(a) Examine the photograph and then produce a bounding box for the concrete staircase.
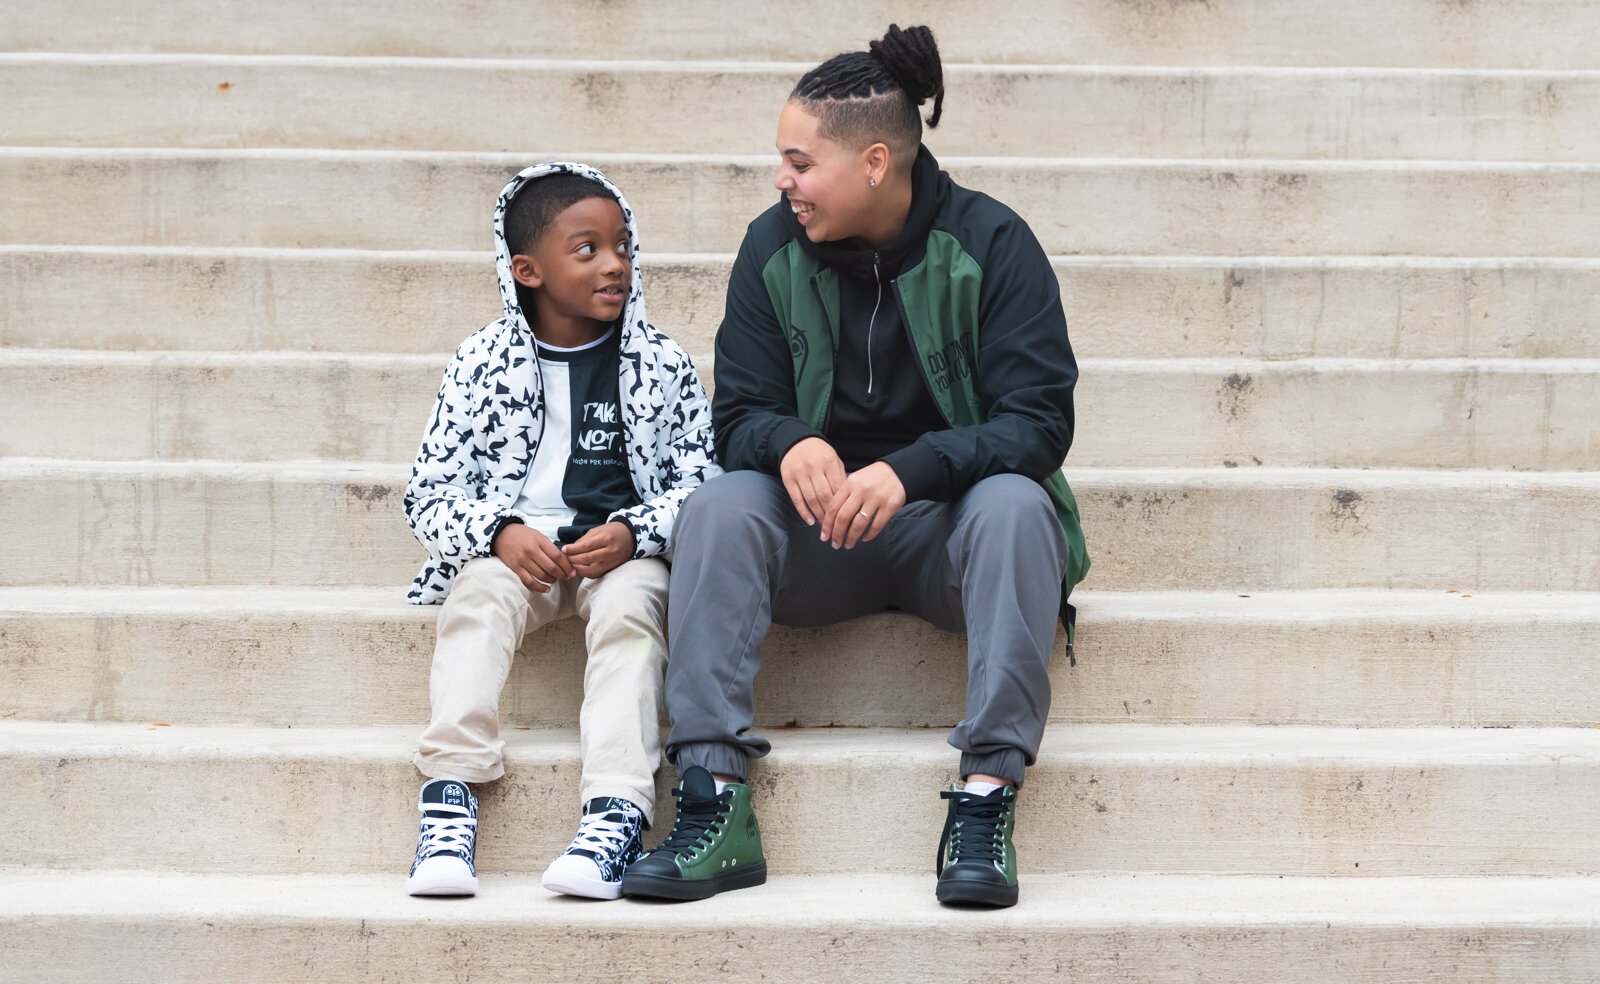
[3,2,1598,980]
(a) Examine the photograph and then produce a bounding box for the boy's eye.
[575,243,595,255]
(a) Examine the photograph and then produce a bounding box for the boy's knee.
[444,555,525,608]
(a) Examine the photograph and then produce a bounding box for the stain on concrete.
[344,483,393,503]
[1216,372,1256,420]
[1222,269,1246,306]
[1328,489,1368,532]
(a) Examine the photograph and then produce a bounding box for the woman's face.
[774,100,876,243]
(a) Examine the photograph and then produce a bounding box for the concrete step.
[3,460,1596,592]
[8,350,1597,469]
[7,248,1600,360]
[6,871,1599,984]
[6,0,1597,69]
[4,587,1595,729]
[8,721,1599,877]
[5,55,1595,162]
[5,150,1598,256]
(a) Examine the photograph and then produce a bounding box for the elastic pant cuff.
[671,741,749,782]
[960,748,1027,788]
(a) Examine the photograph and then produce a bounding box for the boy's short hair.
[504,173,616,257]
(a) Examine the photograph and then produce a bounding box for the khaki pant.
[414,555,669,814]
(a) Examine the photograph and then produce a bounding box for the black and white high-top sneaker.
[406,778,479,897]
[540,797,644,900]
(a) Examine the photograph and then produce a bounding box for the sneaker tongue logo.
[444,784,465,806]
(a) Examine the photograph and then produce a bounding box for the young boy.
[402,162,720,899]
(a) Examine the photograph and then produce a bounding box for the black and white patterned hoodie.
[404,162,721,604]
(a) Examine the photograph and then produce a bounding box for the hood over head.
[491,161,648,340]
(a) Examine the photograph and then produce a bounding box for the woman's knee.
[959,474,1055,528]
[678,470,790,538]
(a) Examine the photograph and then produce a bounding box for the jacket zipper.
[867,251,883,398]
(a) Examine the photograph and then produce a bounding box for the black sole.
[936,878,1019,908]
[621,862,768,901]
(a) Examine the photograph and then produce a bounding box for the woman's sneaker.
[406,778,479,897]
[935,782,1020,908]
[620,766,766,901]
[540,797,645,900]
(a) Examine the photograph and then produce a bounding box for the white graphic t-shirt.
[512,327,639,544]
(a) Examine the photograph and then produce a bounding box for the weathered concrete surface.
[5,150,1598,256]
[4,462,1596,592]
[7,351,1596,468]
[5,56,1596,161]
[8,722,1600,877]
[9,248,1600,360]
[3,589,1597,729]
[5,0,1599,67]
[5,871,1600,983]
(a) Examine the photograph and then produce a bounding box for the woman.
[620,24,1088,909]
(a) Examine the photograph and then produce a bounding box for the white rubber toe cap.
[541,853,621,900]
[407,855,478,897]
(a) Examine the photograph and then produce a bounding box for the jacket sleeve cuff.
[881,443,949,503]
[764,418,827,473]
[483,512,523,556]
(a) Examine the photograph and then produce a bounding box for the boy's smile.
[510,195,631,347]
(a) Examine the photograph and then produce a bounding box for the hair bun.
[868,24,944,128]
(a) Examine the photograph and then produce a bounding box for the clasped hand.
[779,437,906,549]
[492,520,635,590]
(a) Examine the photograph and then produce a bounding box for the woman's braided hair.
[790,24,944,161]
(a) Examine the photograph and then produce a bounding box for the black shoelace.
[936,789,1007,872]
[656,786,733,858]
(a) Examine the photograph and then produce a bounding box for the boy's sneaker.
[935,783,1020,908]
[620,766,766,901]
[540,797,645,900]
[406,778,479,897]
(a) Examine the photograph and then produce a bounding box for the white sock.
[714,780,730,794]
[963,780,1004,797]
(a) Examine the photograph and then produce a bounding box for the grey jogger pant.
[664,470,1069,786]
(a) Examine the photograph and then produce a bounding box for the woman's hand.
[821,462,906,549]
[779,437,846,526]
[562,521,636,579]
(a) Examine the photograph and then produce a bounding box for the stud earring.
[869,177,877,187]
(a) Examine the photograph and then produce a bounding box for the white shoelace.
[568,811,635,856]
[417,802,477,857]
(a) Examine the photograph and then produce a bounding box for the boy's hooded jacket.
[404,162,721,604]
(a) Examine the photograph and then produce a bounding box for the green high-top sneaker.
[935,783,1020,908]
[620,766,766,901]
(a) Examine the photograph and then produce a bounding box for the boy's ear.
[510,254,542,289]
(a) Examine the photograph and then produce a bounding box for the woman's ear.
[865,142,891,187]
[510,254,542,289]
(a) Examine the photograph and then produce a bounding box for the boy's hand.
[493,523,575,592]
[779,437,845,527]
[821,461,906,549]
[563,521,635,579]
